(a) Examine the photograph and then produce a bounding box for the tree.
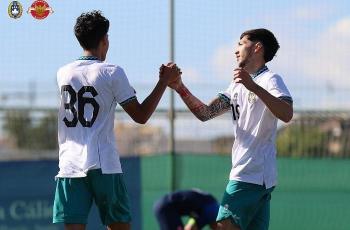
[3,110,57,150]
[277,124,329,157]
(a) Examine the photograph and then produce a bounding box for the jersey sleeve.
[218,82,234,104]
[110,66,137,105]
[267,74,293,103]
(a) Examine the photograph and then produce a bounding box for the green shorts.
[53,169,131,226]
[216,180,274,230]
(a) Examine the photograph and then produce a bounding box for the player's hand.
[159,62,182,85]
[168,76,183,91]
[233,67,257,92]
[184,222,198,230]
[167,63,183,91]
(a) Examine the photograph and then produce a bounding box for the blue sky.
[1,0,350,110]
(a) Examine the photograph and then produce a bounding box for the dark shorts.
[217,180,274,230]
[53,169,131,226]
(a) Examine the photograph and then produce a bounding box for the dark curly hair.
[74,10,109,50]
[240,28,280,63]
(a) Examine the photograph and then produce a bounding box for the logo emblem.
[27,0,53,20]
[8,1,23,19]
[248,91,257,104]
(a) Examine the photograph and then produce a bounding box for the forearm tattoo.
[178,87,230,121]
[194,97,231,121]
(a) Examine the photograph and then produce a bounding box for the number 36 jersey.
[56,59,136,178]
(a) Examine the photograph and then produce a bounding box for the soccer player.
[153,189,219,230]
[168,28,293,230]
[52,11,180,230]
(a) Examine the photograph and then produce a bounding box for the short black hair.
[240,28,280,63]
[74,10,109,50]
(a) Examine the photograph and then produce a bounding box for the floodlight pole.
[169,0,176,192]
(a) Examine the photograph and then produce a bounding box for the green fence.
[141,155,350,230]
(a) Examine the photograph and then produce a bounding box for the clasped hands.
[159,62,183,91]
[159,62,258,92]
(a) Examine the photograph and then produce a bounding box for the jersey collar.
[250,65,268,79]
[77,56,99,61]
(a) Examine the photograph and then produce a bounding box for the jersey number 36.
[61,85,100,128]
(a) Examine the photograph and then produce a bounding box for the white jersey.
[56,58,136,178]
[220,66,292,189]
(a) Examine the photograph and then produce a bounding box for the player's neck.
[245,60,266,74]
[83,50,102,61]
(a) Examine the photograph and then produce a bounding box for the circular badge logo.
[248,91,257,104]
[27,0,53,20]
[8,1,23,19]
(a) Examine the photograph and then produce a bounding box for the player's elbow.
[286,112,293,122]
[280,110,293,123]
[278,102,293,123]
[133,116,148,124]
[128,113,148,124]
[281,115,292,123]
[196,114,209,122]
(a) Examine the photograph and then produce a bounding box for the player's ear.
[102,34,108,45]
[254,42,263,53]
